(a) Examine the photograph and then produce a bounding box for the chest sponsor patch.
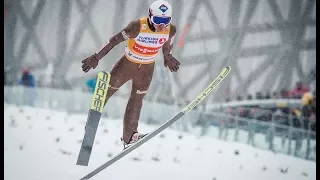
[137,36,159,44]
[132,43,161,55]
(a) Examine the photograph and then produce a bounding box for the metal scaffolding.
[4,0,316,101]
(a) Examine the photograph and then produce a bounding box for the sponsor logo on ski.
[91,72,108,112]
[184,69,229,113]
[186,77,222,110]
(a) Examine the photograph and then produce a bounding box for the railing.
[4,86,316,161]
[206,98,301,110]
[183,112,316,161]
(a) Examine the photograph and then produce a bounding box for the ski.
[79,66,231,179]
[76,71,111,166]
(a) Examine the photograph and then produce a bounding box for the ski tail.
[79,66,231,179]
[76,71,111,166]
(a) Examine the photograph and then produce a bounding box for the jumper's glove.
[164,56,180,72]
[81,54,99,73]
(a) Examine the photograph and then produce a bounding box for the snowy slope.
[4,104,316,180]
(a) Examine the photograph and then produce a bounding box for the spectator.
[19,67,36,106]
[290,108,303,155]
[302,92,313,106]
[236,95,243,101]
[86,76,97,93]
[19,67,35,87]
[256,92,263,99]
[301,92,316,131]
[280,88,290,98]
[309,69,316,81]
[265,92,271,99]
[271,92,278,99]
[290,82,309,99]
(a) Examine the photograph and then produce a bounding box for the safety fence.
[4,86,316,161]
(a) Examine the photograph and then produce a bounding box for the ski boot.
[121,132,148,149]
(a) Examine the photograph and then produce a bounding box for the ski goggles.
[151,16,171,25]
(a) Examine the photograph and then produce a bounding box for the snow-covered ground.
[4,104,316,180]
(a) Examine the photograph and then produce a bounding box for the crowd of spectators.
[224,81,316,133]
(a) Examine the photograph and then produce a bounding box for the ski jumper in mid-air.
[81,0,180,149]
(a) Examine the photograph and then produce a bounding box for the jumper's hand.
[81,55,99,73]
[164,56,180,72]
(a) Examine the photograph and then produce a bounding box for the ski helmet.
[148,0,172,25]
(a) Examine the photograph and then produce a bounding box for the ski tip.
[224,66,232,71]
